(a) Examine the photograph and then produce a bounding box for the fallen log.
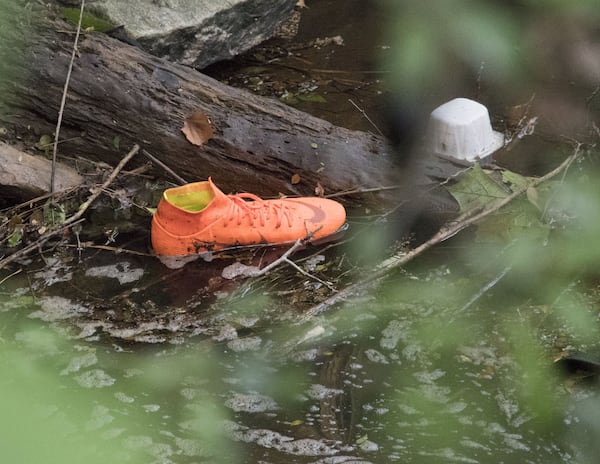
[0,142,82,201]
[0,8,460,204]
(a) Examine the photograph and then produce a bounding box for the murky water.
[2,0,600,463]
[1,237,594,463]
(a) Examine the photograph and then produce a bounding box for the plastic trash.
[427,98,504,161]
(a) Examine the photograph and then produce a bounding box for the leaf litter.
[182,111,214,146]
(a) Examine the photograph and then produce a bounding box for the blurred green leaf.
[43,201,66,226]
[7,227,22,247]
[62,7,115,33]
[297,92,327,103]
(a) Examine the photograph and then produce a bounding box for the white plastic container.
[427,98,504,161]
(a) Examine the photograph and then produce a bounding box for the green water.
[1,239,595,463]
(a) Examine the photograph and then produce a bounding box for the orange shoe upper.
[151,178,346,256]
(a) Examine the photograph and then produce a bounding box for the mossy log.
[0,12,460,204]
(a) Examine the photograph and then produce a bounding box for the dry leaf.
[182,111,214,146]
[291,173,301,184]
[314,182,325,196]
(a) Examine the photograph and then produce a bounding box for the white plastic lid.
[427,98,504,161]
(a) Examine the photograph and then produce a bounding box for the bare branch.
[0,144,139,270]
[51,0,85,193]
[298,146,583,323]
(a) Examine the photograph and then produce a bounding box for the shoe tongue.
[208,177,237,206]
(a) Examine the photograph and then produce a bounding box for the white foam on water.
[85,262,144,284]
[225,392,279,413]
[30,296,88,321]
[74,368,116,388]
[306,384,344,400]
[60,352,98,375]
[227,336,262,352]
[364,348,389,364]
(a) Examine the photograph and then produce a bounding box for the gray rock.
[89,0,297,68]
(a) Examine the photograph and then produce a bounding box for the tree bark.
[1,12,460,204]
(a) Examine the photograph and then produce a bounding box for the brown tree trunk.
[0,12,458,204]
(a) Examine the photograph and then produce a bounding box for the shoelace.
[225,193,294,228]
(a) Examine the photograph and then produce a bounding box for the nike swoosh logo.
[291,200,326,223]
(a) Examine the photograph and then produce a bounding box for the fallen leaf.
[7,226,23,247]
[35,134,53,158]
[182,111,214,146]
[291,174,301,184]
[43,201,66,226]
[355,434,369,445]
[314,182,325,196]
[448,163,508,212]
[449,164,549,243]
[297,93,326,103]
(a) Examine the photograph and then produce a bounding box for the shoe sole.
[213,222,349,253]
[154,223,349,260]
[309,222,349,246]
[155,223,349,268]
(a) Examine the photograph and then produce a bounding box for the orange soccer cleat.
[151,178,347,256]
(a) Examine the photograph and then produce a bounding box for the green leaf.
[62,7,115,33]
[476,197,549,243]
[7,227,22,247]
[280,92,299,105]
[501,169,533,190]
[355,434,369,445]
[296,92,327,103]
[448,163,509,213]
[281,92,327,105]
[449,164,551,243]
[43,201,66,226]
[34,134,53,158]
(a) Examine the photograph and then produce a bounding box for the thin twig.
[324,163,473,199]
[457,264,512,313]
[142,149,188,185]
[251,239,306,276]
[298,147,582,323]
[348,98,384,136]
[283,257,336,291]
[324,184,402,199]
[0,145,139,270]
[0,268,22,286]
[51,0,85,193]
[586,84,600,106]
[0,218,86,270]
[64,144,140,226]
[64,243,153,257]
[251,239,336,290]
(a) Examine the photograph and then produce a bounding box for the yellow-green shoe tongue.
[166,189,214,212]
